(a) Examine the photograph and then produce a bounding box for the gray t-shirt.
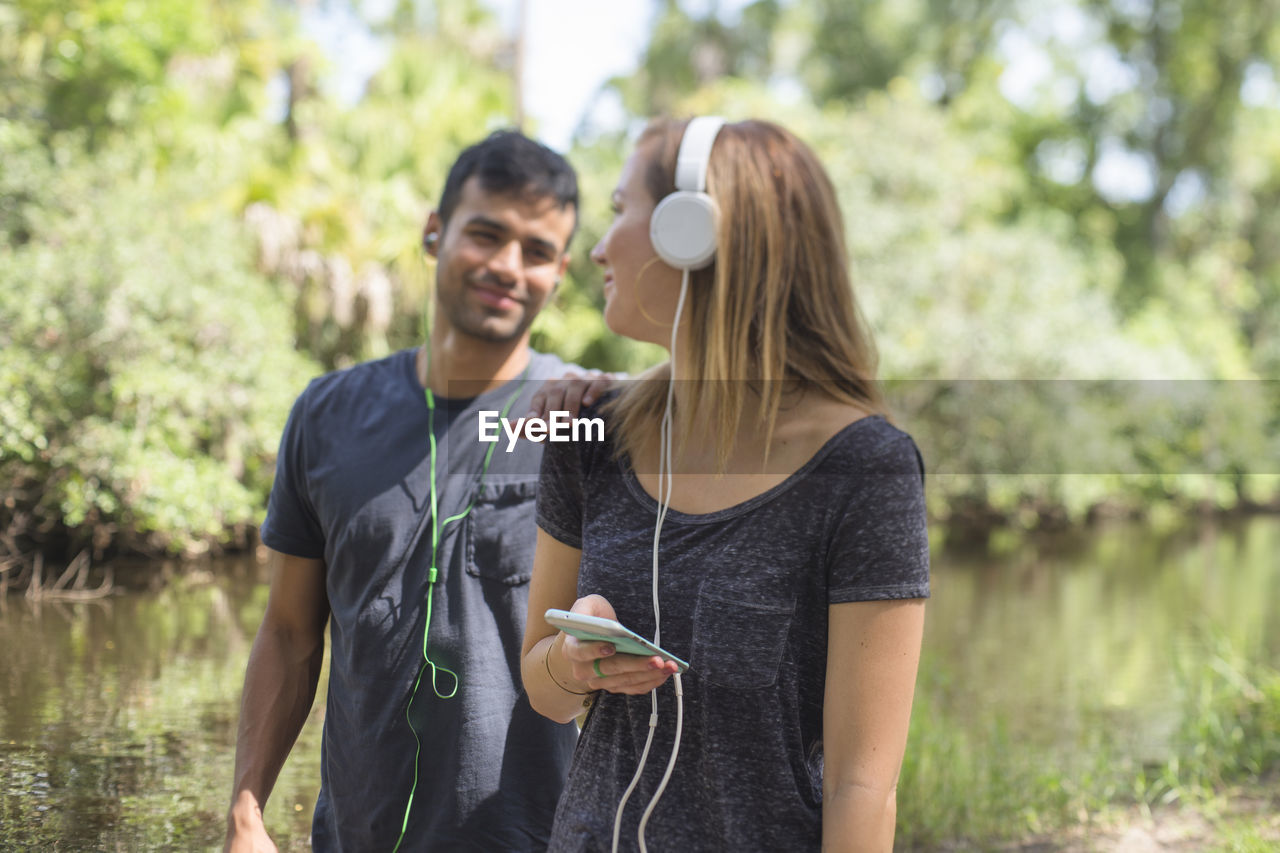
[262,347,578,852]
[536,412,929,852]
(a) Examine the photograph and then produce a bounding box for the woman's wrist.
[543,633,594,697]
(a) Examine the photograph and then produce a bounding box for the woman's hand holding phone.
[557,594,680,696]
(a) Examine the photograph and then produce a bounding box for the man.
[225,131,590,852]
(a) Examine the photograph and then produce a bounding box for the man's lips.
[470,281,521,309]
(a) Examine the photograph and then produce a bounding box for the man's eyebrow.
[464,214,508,233]
[526,235,561,255]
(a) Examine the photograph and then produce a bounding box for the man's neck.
[417,324,532,399]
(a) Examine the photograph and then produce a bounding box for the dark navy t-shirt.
[536,412,930,852]
[261,347,579,852]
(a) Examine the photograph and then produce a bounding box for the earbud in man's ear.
[423,232,439,252]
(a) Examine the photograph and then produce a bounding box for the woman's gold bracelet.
[544,638,594,696]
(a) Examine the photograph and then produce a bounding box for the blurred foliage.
[2,0,1280,562]
[0,0,290,148]
[603,0,783,117]
[1011,0,1280,312]
[0,121,316,559]
[238,0,520,370]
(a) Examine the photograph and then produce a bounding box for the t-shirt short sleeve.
[826,434,930,603]
[536,431,587,549]
[260,389,326,559]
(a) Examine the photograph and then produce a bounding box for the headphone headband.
[674,116,725,193]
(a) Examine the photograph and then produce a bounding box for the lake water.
[2,517,1278,850]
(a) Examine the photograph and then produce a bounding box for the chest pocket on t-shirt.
[691,582,795,690]
[464,479,538,586]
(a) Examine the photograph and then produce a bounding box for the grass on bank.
[895,641,1280,848]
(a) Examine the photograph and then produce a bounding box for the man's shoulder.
[526,349,584,381]
[298,348,418,411]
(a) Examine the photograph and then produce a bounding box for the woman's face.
[591,141,684,347]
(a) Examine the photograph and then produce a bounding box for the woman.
[520,117,929,852]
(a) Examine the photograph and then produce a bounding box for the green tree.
[234,0,538,369]
[0,0,288,148]
[604,0,781,118]
[999,0,1280,314]
[795,0,1014,105]
[0,122,317,564]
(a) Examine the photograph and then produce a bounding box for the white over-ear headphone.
[649,116,726,270]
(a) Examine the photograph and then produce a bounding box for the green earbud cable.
[392,349,530,852]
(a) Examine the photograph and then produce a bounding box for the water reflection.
[927,517,1280,760]
[0,557,322,851]
[1,519,1277,848]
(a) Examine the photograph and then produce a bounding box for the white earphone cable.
[638,268,690,851]
[609,269,690,853]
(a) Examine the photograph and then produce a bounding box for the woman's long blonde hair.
[607,118,885,470]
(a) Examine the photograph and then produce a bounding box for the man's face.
[425,177,575,344]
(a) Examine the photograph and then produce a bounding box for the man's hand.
[527,371,619,419]
[224,791,278,853]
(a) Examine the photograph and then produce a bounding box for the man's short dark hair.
[438,130,579,247]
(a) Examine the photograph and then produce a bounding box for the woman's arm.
[821,598,926,852]
[522,530,598,723]
[521,529,679,724]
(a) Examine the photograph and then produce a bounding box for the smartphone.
[543,609,690,673]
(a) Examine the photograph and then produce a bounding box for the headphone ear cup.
[650,191,719,270]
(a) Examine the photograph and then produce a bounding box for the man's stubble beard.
[437,276,537,345]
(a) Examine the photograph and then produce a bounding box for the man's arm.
[822,599,925,853]
[224,549,329,853]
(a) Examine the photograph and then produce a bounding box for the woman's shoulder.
[797,404,923,480]
[540,393,620,476]
[837,419,923,480]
